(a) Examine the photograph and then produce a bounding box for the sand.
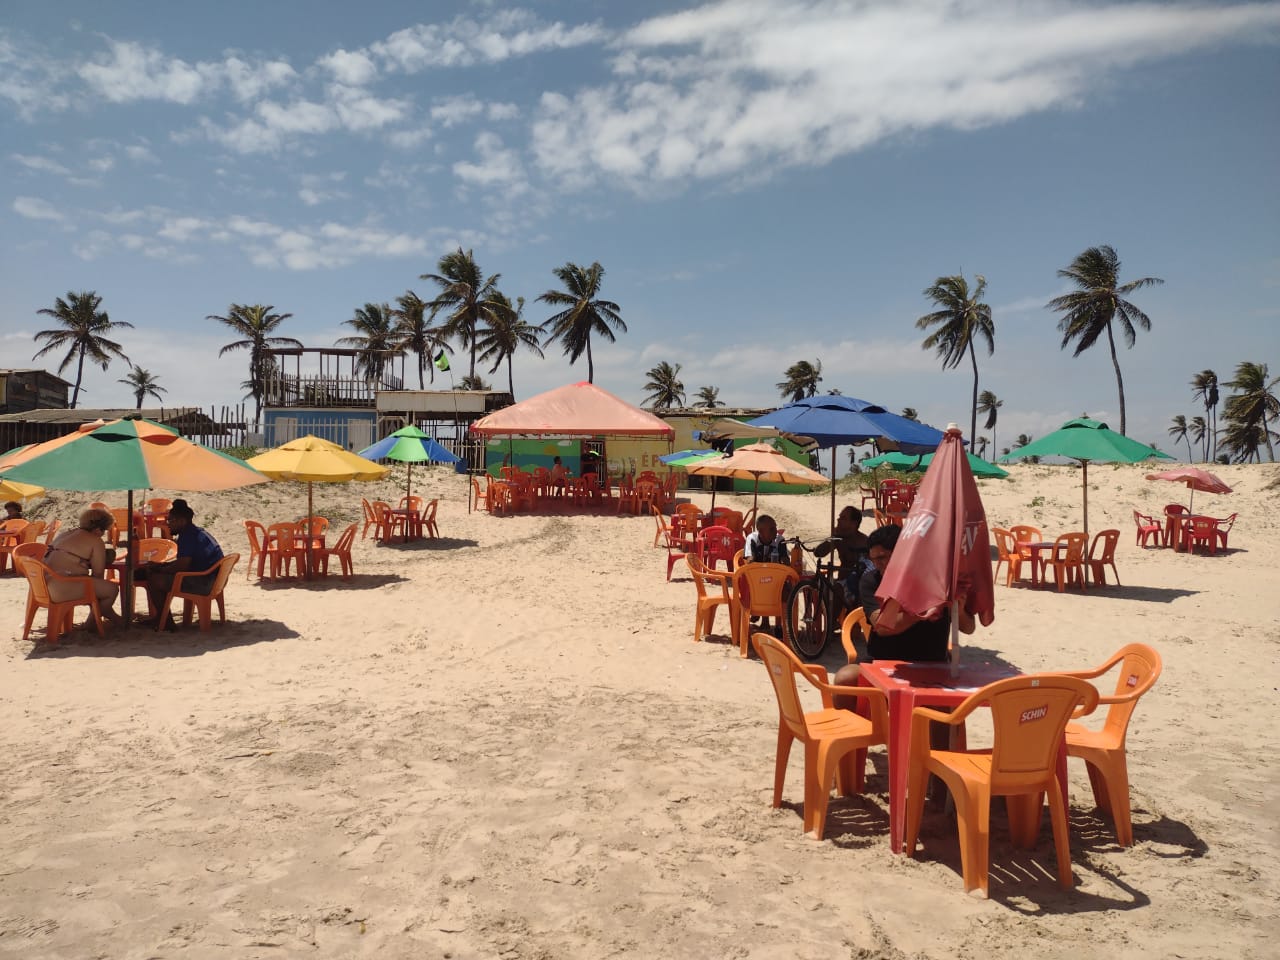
[2,461,1278,958]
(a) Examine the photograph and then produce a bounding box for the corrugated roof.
[0,407,208,424]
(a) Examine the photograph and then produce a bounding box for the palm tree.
[917,273,995,446]
[476,293,544,399]
[1190,369,1219,461]
[1189,416,1208,462]
[1047,245,1163,436]
[642,361,686,410]
[208,304,301,427]
[538,262,626,383]
[118,367,166,409]
[1011,433,1041,464]
[392,291,448,389]
[776,360,823,402]
[974,436,989,459]
[1168,415,1194,462]
[337,303,400,383]
[977,389,1002,456]
[901,407,919,422]
[420,249,513,379]
[694,385,723,408]
[456,374,491,391]
[1222,361,1279,462]
[34,291,134,408]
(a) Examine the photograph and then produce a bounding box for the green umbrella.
[357,425,462,502]
[998,417,1172,536]
[659,449,725,469]
[862,450,1009,479]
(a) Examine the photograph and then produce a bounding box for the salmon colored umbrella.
[686,441,829,510]
[875,425,995,676]
[0,417,269,620]
[248,435,388,578]
[1144,465,1232,513]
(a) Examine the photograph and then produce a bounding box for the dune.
[1,461,1277,957]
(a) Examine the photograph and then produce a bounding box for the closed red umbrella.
[1144,466,1231,513]
[875,425,995,675]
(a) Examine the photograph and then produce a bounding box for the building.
[0,369,71,415]
[0,407,228,451]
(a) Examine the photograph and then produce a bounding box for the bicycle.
[782,537,844,660]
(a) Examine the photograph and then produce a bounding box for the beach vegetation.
[34,290,134,409]
[917,273,995,445]
[977,390,1002,457]
[694,385,723,408]
[476,293,545,399]
[338,302,401,383]
[392,291,448,390]
[456,374,492,390]
[538,261,625,384]
[900,406,918,421]
[1190,369,1219,461]
[421,248,513,380]
[642,361,686,410]
[1220,361,1278,462]
[776,359,822,402]
[208,304,302,428]
[1168,415,1193,462]
[1047,245,1162,436]
[118,367,166,409]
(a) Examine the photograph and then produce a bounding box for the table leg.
[888,688,914,854]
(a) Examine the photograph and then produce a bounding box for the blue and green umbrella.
[357,425,462,501]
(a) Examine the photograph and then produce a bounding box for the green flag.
[433,350,450,372]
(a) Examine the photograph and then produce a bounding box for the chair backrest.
[147,497,172,514]
[840,607,870,662]
[741,506,757,536]
[422,498,438,521]
[753,632,819,740]
[243,520,266,552]
[20,556,57,605]
[1054,532,1088,562]
[203,553,240,595]
[991,527,1015,562]
[1133,510,1158,528]
[734,562,799,618]
[361,498,376,523]
[21,520,47,543]
[651,504,669,531]
[135,537,177,564]
[332,522,358,553]
[42,519,61,545]
[10,540,46,575]
[1164,503,1187,518]
[1189,516,1217,538]
[977,675,1099,792]
[400,495,423,512]
[674,503,701,523]
[1,518,30,536]
[1010,524,1041,544]
[698,524,744,566]
[1089,528,1120,562]
[1215,512,1237,529]
[265,521,297,548]
[89,501,109,511]
[686,554,725,601]
[1082,643,1162,745]
[300,516,329,537]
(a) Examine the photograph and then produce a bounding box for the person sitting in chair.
[43,508,124,626]
[744,514,788,564]
[549,456,569,496]
[136,502,223,624]
[813,504,869,616]
[4,501,23,521]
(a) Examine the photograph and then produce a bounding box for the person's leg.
[145,572,174,623]
[92,577,122,625]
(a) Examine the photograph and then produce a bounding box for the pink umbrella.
[1144,466,1232,513]
[875,425,995,676]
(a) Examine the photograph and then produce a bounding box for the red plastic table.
[856,659,1069,853]
[1019,540,1056,584]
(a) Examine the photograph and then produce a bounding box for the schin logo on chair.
[772,663,783,676]
[1126,673,1139,687]
[1019,705,1049,724]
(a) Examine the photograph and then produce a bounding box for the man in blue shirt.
[137,501,224,623]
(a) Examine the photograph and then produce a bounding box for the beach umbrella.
[0,417,268,620]
[358,425,461,501]
[248,435,388,578]
[686,441,828,511]
[749,395,949,529]
[862,450,1009,479]
[1144,465,1232,514]
[0,477,45,503]
[998,417,1173,537]
[658,449,724,468]
[874,425,996,676]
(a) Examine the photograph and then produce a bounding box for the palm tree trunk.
[1183,436,1192,462]
[586,337,595,384]
[968,342,980,447]
[417,352,425,390]
[71,344,86,408]
[1263,409,1276,462]
[469,328,477,380]
[1105,322,1127,435]
[507,357,515,399]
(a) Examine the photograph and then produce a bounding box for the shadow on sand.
[25,617,300,659]
[254,573,411,591]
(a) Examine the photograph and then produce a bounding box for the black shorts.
[866,618,949,662]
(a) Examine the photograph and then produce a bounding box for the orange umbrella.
[686,441,829,510]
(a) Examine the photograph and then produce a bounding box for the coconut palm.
[476,293,545,399]
[642,361,686,410]
[1189,416,1208,462]
[977,389,1002,456]
[974,436,989,459]
[1047,245,1163,436]
[776,360,823,402]
[694,385,723,408]
[456,374,491,391]
[208,303,301,427]
[538,262,626,384]
[392,291,448,389]
[1011,433,1040,464]
[1190,369,1220,461]
[338,302,401,383]
[1222,361,1279,462]
[34,291,134,409]
[421,249,513,380]
[901,407,919,422]
[1168,415,1194,462]
[117,367,166,409]
[917,273,995,446]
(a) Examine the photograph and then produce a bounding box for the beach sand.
[2,462,1278,958]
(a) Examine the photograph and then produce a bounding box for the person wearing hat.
[43,507,124,626]
[136,501,223,623]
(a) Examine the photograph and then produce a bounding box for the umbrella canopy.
[0,477,45,503]
[998,418,1172,536]
[874,426,996,675]
[658,449,724,468]
[248,435,389,578]
[1144,465,1232,513]
[358,426,462,502]
[0,417,268,620]
[687,441,828,510]
[470,381,674,438]
[862,450,1009,479]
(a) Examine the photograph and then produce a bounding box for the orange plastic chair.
[1087,529,1121,586]
[421,499,440,539]
[752,633,888,840]
[614,475,638,514]
[687,554,733,644]
[357,498,377,539]
[990,528,1026,587]
[674,502,701,524]
[20,520,47,545]
[10,540,46,574]
[741,506,758,537]
[664,514,695,580]
[0,519,31,575]
[651,505,673,549]
[1059,643,1162,847]
[298,516,329,553]
[1009,524,1041,550]
[1133,510,1162,548]
[903,674,1100,897]
[108,508,131,547]
[469,477,489,513]
[633,480,659,515]
[242,520,267,579]
[20,557,105,645]
[732,562,799,658]
[125,537,177,616]
[263,522,301,578]
[400,495,423,514]
[41,519,61,546]
[1041,533,1088,592]
[372,501,406,540]
[838,607,870,663]
[155,553,240,632]
[1184,516,1219,555]
[316,523,358,579]
[1162,504,1188,549]
[697,524,744,572]
[1213,512,1238,551]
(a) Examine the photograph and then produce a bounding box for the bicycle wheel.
[785,577,831,659]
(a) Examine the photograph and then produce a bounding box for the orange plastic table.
[856,659,1069,853]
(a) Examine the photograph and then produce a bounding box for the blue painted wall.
[263,408,377,450]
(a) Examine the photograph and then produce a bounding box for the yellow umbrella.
[248,435,389,578]
[687,441,829,510]
[0,478,45,503]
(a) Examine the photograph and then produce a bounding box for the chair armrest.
[814,682,889,737]
[172,560,221,589]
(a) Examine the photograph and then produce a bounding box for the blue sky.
[2,0,1277,463]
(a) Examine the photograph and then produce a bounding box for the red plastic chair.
[1162,504,1188,549]
[697,524,744,572]
[1133,510,1162,548]
[1212,513,1237,552]
[1184,516,1219,555]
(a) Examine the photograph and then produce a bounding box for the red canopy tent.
[470,382,675,438]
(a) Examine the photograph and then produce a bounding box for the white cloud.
[317,48,378,86]
[371,10,608,72]
[220,55,297,102]
[431,94,486,127]
[532,0,1280,190]
[124,144,157,163]
[453,131,527,192]
[87,156,115,173]
[79,40,207,103]
[12,153,70,175]
[13,196,64,221]
[0,33,72,117]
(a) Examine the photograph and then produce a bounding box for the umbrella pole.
[830,448,836,532]
[1082,460,1089,539]
[949,599,960,678]
[407,461,413,502]
[124,489,135,625]
[753,476,760,513]
[306,482,314,580]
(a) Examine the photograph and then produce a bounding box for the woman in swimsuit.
[44,508,123,625]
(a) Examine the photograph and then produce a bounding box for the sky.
[1,0,1277,467]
